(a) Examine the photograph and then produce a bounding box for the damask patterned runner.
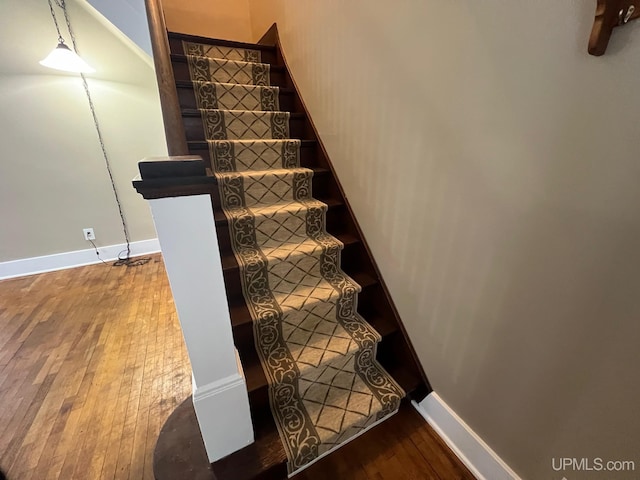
[183,41,405,475]
[209,139,300,172]
[200,109,290,140]
[183,41,262,62]
[191,82,280,111]
[186,56,270,85]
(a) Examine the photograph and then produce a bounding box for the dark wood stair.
[163,28,431,480]
[154,397,474,480]
[177,80,297,111]
[171,54,288,86]
[182,110,306,141]
[188,139,318,169]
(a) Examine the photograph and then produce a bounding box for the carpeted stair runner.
[183,41,405,475]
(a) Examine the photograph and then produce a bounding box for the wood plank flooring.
[296,403,475,480]
[0,255,191,479]
[0,256,475,480]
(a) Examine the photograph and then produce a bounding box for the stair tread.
[213,167,330,207]
[214,197,342,224]
[241,309,399,394]
[217,166,326,178]
[230,271,379,329]
[234,304,397,341]
[221,231,357,271]
[175,80,294,94]
[188,139,315,148]
[171,53,284,70]
[168,31,277,52]
[220,198,336,220]
[182,108,303,117]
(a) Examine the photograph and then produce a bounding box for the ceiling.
[0,0,154,86]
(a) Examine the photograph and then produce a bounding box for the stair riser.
[177,86,295,112]
[188,142,318,170]
[214,204,347,253]
[376,334,428,399]
[231,283,393,343]
[183,115,305,141]
[232,299,393,352]
[223,241,364,306]
[172,61,287,87]
[223,269,375,316]
[209,172,330,210]
[358,283,394,320]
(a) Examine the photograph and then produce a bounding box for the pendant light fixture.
[39,0,95,73]
[38,0,142,267]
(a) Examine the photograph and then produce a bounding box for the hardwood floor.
[296,403,475,480]
[0,256,474,480]
[0,255,191,479]
[154,396,476,480]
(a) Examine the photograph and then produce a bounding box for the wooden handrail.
[589,0,640,55]
[144,0,189,156]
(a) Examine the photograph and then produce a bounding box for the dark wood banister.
[144,0,189,156]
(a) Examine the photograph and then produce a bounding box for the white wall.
[248,2,640,479]
[87,0,152,57]
[0,0,167,263]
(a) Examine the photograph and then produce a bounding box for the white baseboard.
[0,238,161,280]
[413,393,520,480]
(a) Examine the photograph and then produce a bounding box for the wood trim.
[133,155,216,199]
[257,23,279,46]
[132,178,216,200]
[588,0,640,55]
[138,154,205,178]
[144,0,189,155]
[266,24,432,397]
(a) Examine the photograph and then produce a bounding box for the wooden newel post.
[133,157,254,461]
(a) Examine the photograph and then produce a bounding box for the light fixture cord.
[47,0,65,43]
[55,0,148,267]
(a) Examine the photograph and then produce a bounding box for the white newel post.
[134,157,254,462]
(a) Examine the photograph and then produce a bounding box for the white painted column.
[148,194,254,461]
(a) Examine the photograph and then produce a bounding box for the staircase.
[163,28,430,479]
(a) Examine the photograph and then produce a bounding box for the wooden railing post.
[144,0,189,156]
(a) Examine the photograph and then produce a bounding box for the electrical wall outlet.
[83,228,96,241]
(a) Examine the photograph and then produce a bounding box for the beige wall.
[162,0,252,42]
[0,0,166,262]
[249,2,640,479]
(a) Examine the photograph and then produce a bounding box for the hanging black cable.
[46,0,65,44]
[54,0,150,267]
